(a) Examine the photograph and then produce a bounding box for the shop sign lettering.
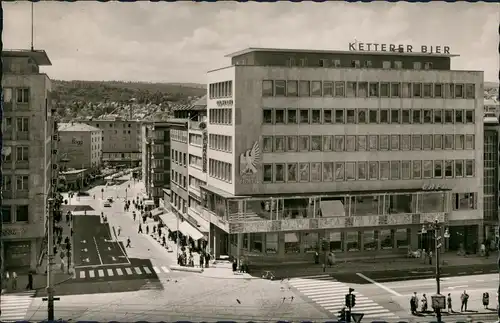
[422,183,447,191]
[348,42,451,54]
[2,227,27,237]
[72,137,83,146]
[202,130,208,173]
[216,99,233,107]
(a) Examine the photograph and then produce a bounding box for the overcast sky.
[4,2,498,84]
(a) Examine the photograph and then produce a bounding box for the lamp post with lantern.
[421,219,450,323]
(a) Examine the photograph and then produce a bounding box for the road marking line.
[107,269,114,276]
[134,267,142,275]
[89,270,95,278]
[93,237,104,265]
[74,262,130,269]
[98,269,105,277]
[116,268,123,276]
[356,273,402,297]
[153,267,161,273]
[143,266,152,274]
[125,268,133,275]
[161,266,170,273]
[79,271,85,279]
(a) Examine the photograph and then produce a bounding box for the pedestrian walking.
[482,292,489,309]
[153,225,156,234]
[126,237,131,248]
[118,226,122,236]
[146,225,149,235]
[410,292,419,315]
[200,254,204,268]
[447,293,453,313]
[12,272,17,290]
[138,224,142,234]
[461,290,469,312]
[26,272,33,290]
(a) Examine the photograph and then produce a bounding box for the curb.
[170,265,204,273]
[199,273,260,280]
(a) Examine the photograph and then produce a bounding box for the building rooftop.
[3,49,52,66]
[58,122,101,132]
[225,47,459,58]
[173,95,207,112]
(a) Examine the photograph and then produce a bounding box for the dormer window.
[319,59,328,67]
[299,58,307,67]
[286,58,295,67]
[394,61,403,69]
[364,60,372,68]
[333,59,341,67]
[413,62,422,70]
[424,62,433,70]
[351,60,360,68]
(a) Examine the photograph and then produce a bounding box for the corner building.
[201,47,484,261]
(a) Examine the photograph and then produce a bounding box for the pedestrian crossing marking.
[134,267,142,274]
[98,269,105,277]
[89,270,95,278]
[161,266,169,273]
[79,271,85,279]
[116,268,124,276]
[0,291,35,322]
[125,268,133,275]
[143,266,152,274]
[153,266,161,273]
[107,269,114,276]
[288,276,399,319]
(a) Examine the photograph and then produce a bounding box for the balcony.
[189,121,205,131]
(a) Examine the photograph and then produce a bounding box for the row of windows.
[171,129,187,143]
[208,108,232,125]
[2,146,29,162]
[2,88,30,104]
[282,57,438,71]
[2,175,29,191]
[209,81,233,99]
[262,134,475,153]
[262,80,476,99]
[172,149,187,167]
[262,108,476,125]
[189,154,203,169]
[209,159,232,183]
[3,117,30,132]
[189,175,206,192]
[189,133,203,146]
[171,169,187,190]
[261,159,475,183]
[209,134,232,153]
[1,205,30,223]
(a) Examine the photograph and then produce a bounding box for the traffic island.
[169,265,204,273]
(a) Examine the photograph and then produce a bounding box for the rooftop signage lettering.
[349,42,450,54]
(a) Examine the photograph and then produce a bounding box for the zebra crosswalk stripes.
[288,275,399,320]
[75,265,170,280]
[0,291,35,322]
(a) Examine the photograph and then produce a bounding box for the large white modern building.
[196,47,484,261]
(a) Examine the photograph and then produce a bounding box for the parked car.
[77,191,90,197]
[107,197,114,203]
[103,201,111,207]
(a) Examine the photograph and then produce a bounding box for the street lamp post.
[422,220,449,323]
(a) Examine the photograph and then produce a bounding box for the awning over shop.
[179,221,204,240]
[151,207,164,217]
[159,212,179,231]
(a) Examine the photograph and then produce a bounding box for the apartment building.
[82,117,142,167]
[198,47,484,260]
[58,122,102,170]
[1,50,54,270]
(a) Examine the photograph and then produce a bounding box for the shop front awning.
[151,207,164,217]
[179,221,205,240]
[159,212,179,231]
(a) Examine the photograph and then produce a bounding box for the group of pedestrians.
[410,290,491,315]
[2,271,34,292]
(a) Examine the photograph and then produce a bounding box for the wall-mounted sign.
[202,130,208,173]
[239,141,261,184]
[348,42,450,54]
[72,137,83,146]
[422,183,447,191]
[216,99,233,107]
[2,227,28,238]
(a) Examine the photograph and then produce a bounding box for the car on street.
[77,191,90,196]
[103,201,112,207]
[107,197,114,203]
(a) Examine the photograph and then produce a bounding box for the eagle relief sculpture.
[239,141,261,179]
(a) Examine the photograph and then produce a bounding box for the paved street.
[25,275,331,322]
[54,174,180,295]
